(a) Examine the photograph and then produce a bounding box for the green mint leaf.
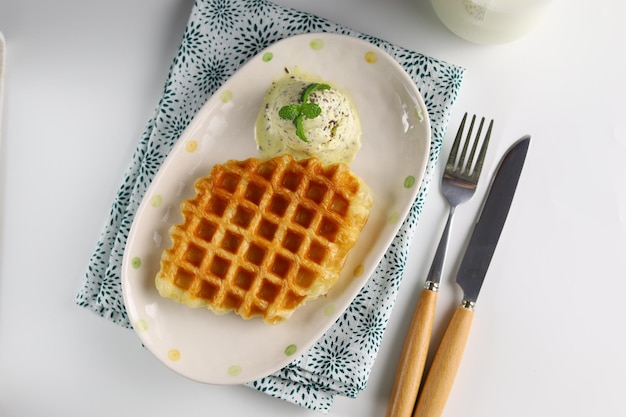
[276,83,332,143]
[317,83,331,92]
[294,115,309,142]
[301,83,319,103]
[300,102,322,119]
[301,83,331,103]
[279,104,300,120]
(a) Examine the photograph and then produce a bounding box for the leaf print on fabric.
[357,34,387,49]
[198,0,243,34]
[240,0,279,19]
[231,19,280,66]
[158,111,193,148]
[192,55,230,98]
[175,21,208,68]
[435,65,465,101]
[310,336,356,381]
[157,83,180,122]
[137,151,164,186]
[338,284,373,328]
[416,54,439,79]
[353,310,387,355]
[342,373,368,398]
[282,12,333,33]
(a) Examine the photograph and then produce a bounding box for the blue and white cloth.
[76,0,465,412]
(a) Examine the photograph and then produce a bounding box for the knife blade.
[413,136,530,417]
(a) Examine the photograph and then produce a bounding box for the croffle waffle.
[155,154,372,324]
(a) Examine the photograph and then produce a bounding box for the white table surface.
[1,0,625,416]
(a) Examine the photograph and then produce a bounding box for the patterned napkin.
[76,0,465,412]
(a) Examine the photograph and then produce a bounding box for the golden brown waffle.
[155,154,372,324]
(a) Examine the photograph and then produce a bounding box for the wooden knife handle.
[385,288,438,417]
[412,304,474,417]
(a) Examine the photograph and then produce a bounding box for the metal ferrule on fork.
[424,280,440,291]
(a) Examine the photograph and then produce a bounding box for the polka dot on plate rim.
[323,304,335,316]
[228,365,242,376]
[186,140,198,153]
[220,90,233,103]
[388,212,401,224]
[309,38,324,50]
[131,257,141,269]
[150,194,163,208]
[353,264,365,277]
[364,51,378,64]
[168,349,181,362]
[284,344,297,356]
[262,52,273,62]
[134,319,148,332]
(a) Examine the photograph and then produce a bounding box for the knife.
[412,136,530,417]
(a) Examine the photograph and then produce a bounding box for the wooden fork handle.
[385,288,438,417]
[412,304,474,417]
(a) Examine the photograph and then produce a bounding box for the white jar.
[430,0,554,44]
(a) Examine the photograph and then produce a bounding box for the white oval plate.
[122,33,430,385]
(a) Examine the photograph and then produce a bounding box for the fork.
[385,113,493,417]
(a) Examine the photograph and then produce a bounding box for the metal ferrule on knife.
[460,299,476,311]
[424,280,440,291]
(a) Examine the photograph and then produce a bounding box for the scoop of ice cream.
[255,73,361,165]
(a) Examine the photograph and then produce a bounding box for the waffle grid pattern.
[156,155,371,324]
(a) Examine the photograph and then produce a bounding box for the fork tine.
[472,118,493,178]
[457,115,476,171]
[446,113,467,171]
[465,117,485,173]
